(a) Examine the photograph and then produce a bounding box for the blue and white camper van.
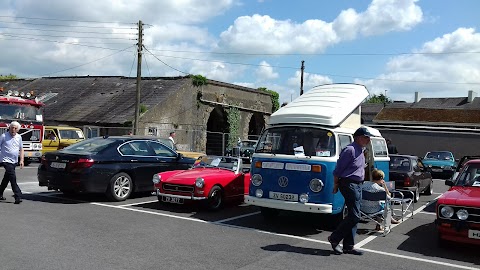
[245,83,389,223]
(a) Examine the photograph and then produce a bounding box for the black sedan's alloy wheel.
[106,172,133,201]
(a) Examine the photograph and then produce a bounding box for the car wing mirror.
[176,153,184,161]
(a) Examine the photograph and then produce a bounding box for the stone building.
[0,76,273,154]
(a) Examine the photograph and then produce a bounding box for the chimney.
[468,90,477,103]
[414,91,420,103]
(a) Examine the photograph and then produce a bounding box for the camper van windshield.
[256,126,336,157]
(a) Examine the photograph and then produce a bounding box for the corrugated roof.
[411,97,467,109]
[1,76,189,124]
[374,107,480,125]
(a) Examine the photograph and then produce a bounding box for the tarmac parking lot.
[1,164,479,270]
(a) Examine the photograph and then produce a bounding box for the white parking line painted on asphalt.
[215,211,261,223]
[88,201,476,270]
[90,202,211,223]
[419,212,437,215]
[13,192,476,270]
[17,181,42,185]
[118,200,159,207]
[358,247,480,270]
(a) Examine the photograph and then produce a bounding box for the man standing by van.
[328,127,373,255]
[0,121,24,204]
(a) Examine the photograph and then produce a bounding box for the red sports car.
[153,156,250,211]
[436,159,480,246]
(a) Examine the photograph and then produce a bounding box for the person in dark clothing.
[386,139,398,154]
[328,127,373,256]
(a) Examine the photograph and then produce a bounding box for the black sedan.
[38,136,196,201]
[389,154,433,202]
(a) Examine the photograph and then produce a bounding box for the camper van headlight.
[456,209,469,220]
[255,189,263,198]
[251,174,263,186]
[440,206,454,218]
[299,193,309,203]
[309,179,324,192]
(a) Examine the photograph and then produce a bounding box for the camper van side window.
[371,138,388,157]
[338,134,352,150]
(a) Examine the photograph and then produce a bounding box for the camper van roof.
[269,83,369,127]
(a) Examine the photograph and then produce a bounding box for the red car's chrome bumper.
[155,189,207,200]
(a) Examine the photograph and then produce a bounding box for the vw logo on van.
[278,176,289,187]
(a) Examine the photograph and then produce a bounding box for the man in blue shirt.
[0,121,24,204]
[328,127,373,255]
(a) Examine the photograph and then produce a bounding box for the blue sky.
[1,0,479,103]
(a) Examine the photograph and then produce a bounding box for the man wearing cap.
[328,126,373,256]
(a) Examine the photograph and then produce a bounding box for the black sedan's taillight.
[404,176,411,186]
[69,158,95,169]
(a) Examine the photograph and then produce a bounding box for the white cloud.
[218,0,422,53]
[359,28,480,102]
[287,71,333,91]
[2,0,236,24]
[255,61,279,81]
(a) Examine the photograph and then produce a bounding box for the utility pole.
[300,60,305,96]
[133,20,143,135]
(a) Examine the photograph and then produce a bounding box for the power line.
[0,34,136,50]
[145,51,298,70]
[0,15,136,25]
[0,20,135,29]
[1,32,135,40]
[146,47,480,57]
[40,45,135,77]
[142,50,480,85]
[144,52,152,77]
[143,46,189,75]
[128,50,138,77]
[0,26,136,35]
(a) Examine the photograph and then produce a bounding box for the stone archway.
[247,112,265,140]
[206,106,229,155]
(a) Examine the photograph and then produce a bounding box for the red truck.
[0,89,44,165]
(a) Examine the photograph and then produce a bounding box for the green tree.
[0,74,18,81]
[258,87,280,112]
[365,93,392,104]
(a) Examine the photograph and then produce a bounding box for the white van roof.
[269,83,369,127]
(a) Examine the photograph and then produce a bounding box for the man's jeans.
[0,162,22,199]
[329,181,362,250]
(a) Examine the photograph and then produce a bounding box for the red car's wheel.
[206,185,223,211]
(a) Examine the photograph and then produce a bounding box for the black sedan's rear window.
[390,156,411,171]
[63,137,118,153]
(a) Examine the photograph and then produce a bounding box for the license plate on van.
[269,191,298,201]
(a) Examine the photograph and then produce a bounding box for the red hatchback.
[436,159,480,246]
[153,156,250,211]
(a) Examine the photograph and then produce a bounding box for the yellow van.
[42,126,85,154]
